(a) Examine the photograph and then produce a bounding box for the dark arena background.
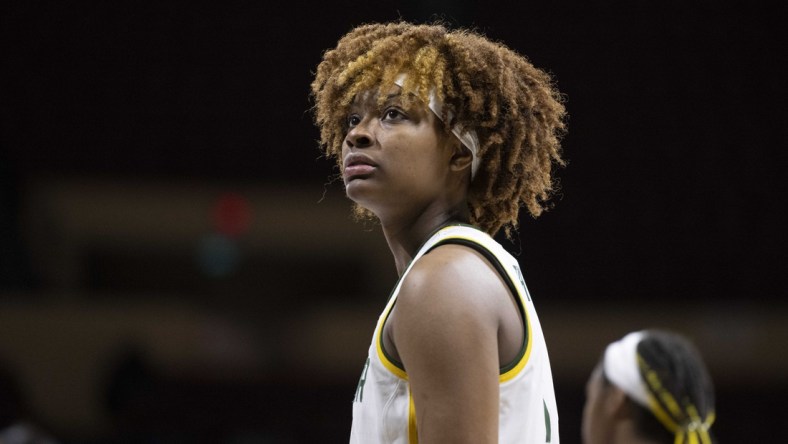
[1,1,785,443]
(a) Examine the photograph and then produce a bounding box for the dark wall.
[4,1,784,298]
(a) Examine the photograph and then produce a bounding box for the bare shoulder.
[397,244,508,320]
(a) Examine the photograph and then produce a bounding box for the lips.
[343,153,378,181]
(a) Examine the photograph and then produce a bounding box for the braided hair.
[634,330,716,444]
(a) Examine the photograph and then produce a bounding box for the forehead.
[349,83,422,109]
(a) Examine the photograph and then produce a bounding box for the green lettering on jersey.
[543,399,551,442]
[513,264,531,301]
[354,357,370,403]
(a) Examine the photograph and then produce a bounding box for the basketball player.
[310,21,567,443]
[583,330,716,444]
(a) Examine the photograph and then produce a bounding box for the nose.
[345,119,374,149]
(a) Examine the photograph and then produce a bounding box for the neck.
[380,204,470,275]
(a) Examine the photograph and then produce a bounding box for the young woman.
[311,21,567,444]
[582,330,716,444]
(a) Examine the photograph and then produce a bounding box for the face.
[582,363,614,444]
[341,85,458,219]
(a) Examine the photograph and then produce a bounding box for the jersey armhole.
[376,235,533,380]
[425,238,531,377]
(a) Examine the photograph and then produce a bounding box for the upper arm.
[390,245,508,444]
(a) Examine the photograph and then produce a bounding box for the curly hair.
[310,21,567,237]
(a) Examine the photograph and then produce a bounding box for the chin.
[345,194,383,224]
[344,180,376,203]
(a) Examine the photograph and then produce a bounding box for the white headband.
[603,331,650,409]
[394,74,480,179]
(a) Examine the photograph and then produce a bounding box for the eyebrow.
[350,91,402,108]
[348,90,423,117]
[379,92,405,108]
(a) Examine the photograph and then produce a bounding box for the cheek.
[382,139,423,176]
[581,397,596,443]
[380,128,446,186]
[582,382,606,444]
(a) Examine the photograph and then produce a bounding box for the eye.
[347,114,361,127]
[382,108,406,121]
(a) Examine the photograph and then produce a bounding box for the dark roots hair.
[311,21,567,237]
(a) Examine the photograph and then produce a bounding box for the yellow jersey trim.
[498,249,532,382]
[376,293,409,380]
[408,389,419,443]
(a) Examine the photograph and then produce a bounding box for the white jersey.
[350,224,559,444]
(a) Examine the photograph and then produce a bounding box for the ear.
[448,138,474,174]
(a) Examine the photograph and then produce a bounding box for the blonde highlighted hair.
[311,21,567,237]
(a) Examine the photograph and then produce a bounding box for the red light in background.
[212,193,252,238]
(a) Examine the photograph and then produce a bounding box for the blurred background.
[1,0,785,442]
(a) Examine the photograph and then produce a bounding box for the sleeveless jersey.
[350,224,559,443]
